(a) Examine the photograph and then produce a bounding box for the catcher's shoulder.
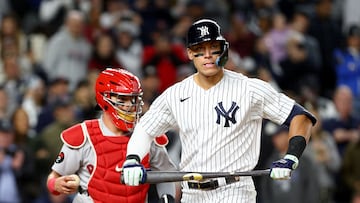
[61,122,87,149]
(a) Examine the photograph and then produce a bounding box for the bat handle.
[119,169,151,184]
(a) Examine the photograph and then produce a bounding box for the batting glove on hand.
[122,158,147,186]
[270,154,299,180]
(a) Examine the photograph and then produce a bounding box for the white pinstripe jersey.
[139,69,295,173]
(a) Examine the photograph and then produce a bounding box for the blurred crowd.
[0,0,360,203]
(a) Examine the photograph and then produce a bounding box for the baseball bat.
[121,169,270,184]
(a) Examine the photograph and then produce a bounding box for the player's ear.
[187,48,194,60]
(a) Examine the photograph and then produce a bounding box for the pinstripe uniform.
[135,69,295,202]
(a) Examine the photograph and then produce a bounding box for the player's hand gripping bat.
[121,169,270,184]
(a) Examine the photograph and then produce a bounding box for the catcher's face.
[187,40,222,77]
[107,93,142,123]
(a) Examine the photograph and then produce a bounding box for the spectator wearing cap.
[333,24,360,113]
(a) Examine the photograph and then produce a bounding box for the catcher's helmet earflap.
[186,19,229,67]
[95,68,143,132]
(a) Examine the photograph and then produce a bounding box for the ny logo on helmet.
[215,101,239,127]
[197,26,209,37]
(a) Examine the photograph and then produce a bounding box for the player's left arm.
[270,103,317,180]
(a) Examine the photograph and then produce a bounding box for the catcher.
[46,68,177,202]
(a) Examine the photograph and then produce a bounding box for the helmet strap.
[215,42,229,67]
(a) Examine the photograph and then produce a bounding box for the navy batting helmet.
[186,19,229,67]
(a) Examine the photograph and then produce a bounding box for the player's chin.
[200,68,221,77]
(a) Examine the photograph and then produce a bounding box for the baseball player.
[121,19,317,202]
[46,68,177,203]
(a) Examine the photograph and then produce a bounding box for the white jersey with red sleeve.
[51,118,176,202]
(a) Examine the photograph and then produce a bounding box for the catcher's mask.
[95,68,143,132]
[186,19,229,67]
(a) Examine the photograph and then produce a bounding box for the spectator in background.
[170,15,193,45]
[263,12,291,65]
[0,42,29,119]
[308,0,342,98]
[0,12,47,82]
[278,32,319,96]
[33,98,77,203]
[87,32,121,72]
[140,65,160,114]
[36,98,77,174]
[36,77,71,134]
[0,1,11,22]
[72,79,98,121]
[225,12,257,58]
[133,0,174,46]
[21,76,46,138]
[308,107,341,203]
[342,0,360,35]
[333,24,360,113]
[83,0,105,44]
[289,10,322,71]
[299,81,337,120]
[0,86,11,121]
[322,85,360,157]
[260,125,321,203]
[0,120,25,203]
[321,85,359,202]
[99,0,141,32]
[142,31,188,93]
[115,21,143,79]
[38,0,92,37]
[10,107,37,202]
[341,136,360,203]
[252,35,282,87]
[42,10,91,92]
[0,13,27,56]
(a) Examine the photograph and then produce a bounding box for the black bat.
[121,169,270,184]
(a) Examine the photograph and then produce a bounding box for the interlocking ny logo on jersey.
[197,26,209,37]
[215,101,239,127]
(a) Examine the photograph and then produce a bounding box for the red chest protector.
[62,119,150,203]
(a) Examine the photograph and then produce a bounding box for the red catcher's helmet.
[95,68,143,132]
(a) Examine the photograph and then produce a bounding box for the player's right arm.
[122,123,154,186]
[122,88,176,186]
[47,142,83,195]
[47,170,80,195]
